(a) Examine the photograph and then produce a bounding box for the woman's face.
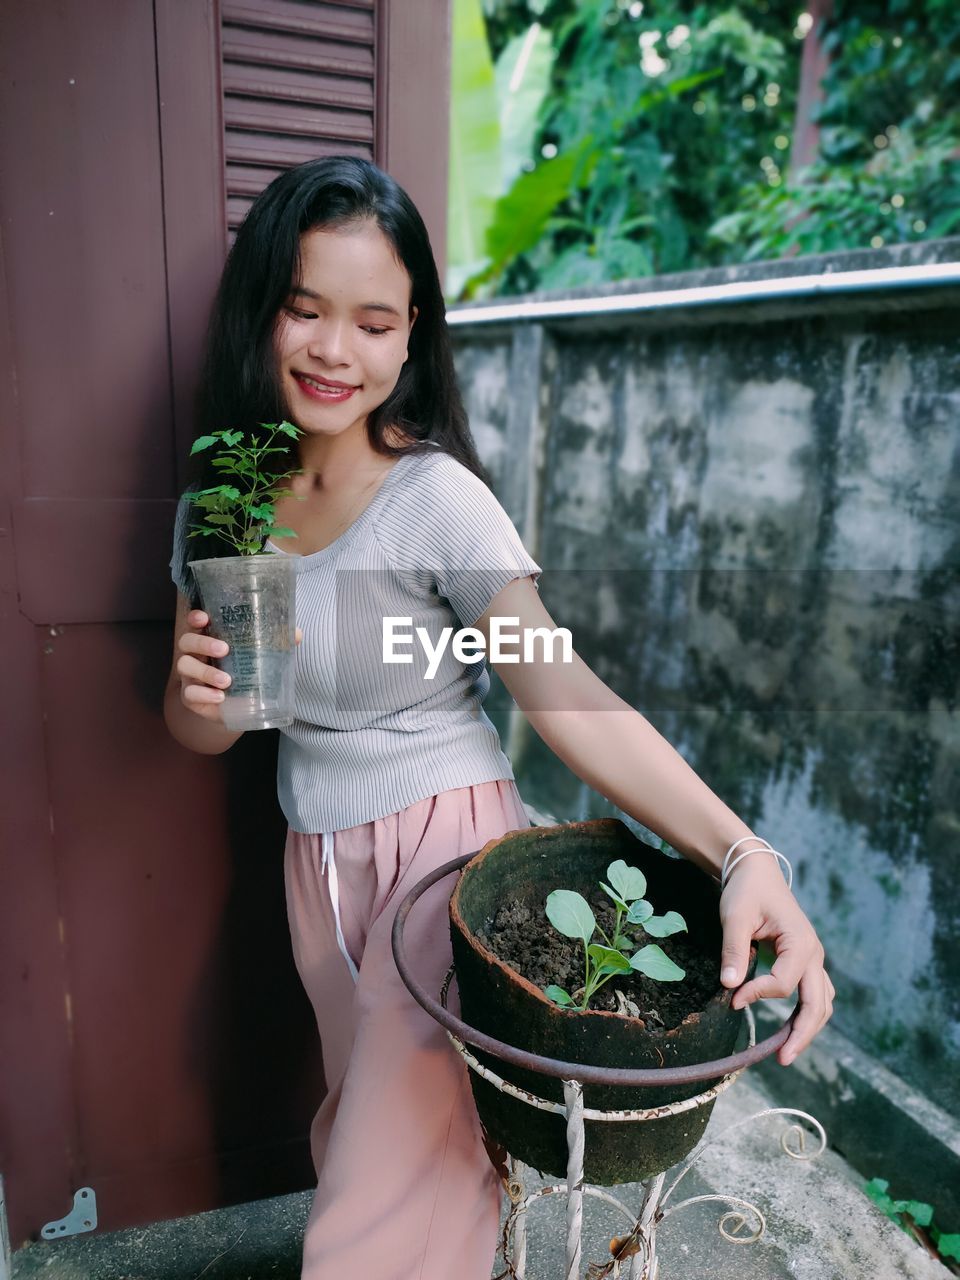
[275,220,418,445]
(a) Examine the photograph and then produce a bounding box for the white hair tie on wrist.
[720,836,794,891]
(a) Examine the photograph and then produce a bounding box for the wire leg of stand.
[635,1174,665,1279]
[564,1080,585,1280]
[512,1159,528,1279]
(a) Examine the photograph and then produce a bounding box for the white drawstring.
[321,832,359,983]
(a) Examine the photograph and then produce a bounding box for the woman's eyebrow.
[290,285,401,317]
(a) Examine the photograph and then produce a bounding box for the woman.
[164,156,833,1280]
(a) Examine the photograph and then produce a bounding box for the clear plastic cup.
[190,555,296,731]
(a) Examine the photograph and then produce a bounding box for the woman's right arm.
[163,590,244,754]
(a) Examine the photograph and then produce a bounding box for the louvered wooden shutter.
[221,0,378,242]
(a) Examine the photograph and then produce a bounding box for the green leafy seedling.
[544,859,687,1011]
[187,421,304,555]
[864,1178,960,1263]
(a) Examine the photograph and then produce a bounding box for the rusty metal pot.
[448,819,756,1185]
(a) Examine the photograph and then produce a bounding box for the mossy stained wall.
[452,244,960,1117]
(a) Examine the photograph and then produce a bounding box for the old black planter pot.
[449,819,755,1186]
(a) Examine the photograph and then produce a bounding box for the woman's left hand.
[718,854,834,1067]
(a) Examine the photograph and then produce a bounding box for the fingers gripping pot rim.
[190,555,297,731]
[448,819,756,1185]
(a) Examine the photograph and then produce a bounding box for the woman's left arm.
[475,576,834,1066]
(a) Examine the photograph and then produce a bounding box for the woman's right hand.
[176,609,232,720]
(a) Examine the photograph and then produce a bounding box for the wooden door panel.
[0,610,76,1243]
[34,622,318,1231]
[1,1,172,501]
[14,498,177,625]
[1,0,451,1243]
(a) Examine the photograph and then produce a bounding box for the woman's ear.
[404,305,418,362]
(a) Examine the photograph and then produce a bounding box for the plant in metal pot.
[449,820,755,1184]
[186,421,303,732]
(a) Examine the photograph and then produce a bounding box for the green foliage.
[187,422,303,556]
[455,1,960,297]
[448,0,503,295]
[710,3,960,259]
[448,0,556,296]
[459,0,801,296]
[543,859,687,1011]
[864,1177,960,1264]
[497,21,555,187]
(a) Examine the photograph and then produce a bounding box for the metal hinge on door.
[41,1186,98,1239]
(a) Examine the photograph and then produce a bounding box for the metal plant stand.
[393,856,827,1280]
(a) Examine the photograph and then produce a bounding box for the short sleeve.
[378,454,541,628]
[169,490,199,603]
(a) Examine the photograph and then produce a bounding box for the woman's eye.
[287,307,317,320]
[363,325,390,336]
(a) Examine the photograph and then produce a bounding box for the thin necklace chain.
[286,465,390,546]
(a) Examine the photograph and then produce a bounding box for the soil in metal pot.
[477,890,721,1030]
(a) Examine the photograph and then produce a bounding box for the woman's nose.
[308,320,351,366]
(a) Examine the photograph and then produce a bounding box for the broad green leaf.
[447,0,501,295]
[613,935,635,952]
[629,945,685,983]
[634,67,724,116]
[587,944,631,975]
[190,435,219,454]
[264,526,296,538]
[534,245,607,293]
[222,430,244,446]
[596,236,653,282]
[545,985,575,1006]
[926,208,960,237]
[626,899,654,926]
[600,882,628,910]
[901,1201,934,1228]
[617,215,656,235]
[870,1172,901,1203]
[606,860,647,903]
[643,911,687,939]
[496,22,554,189]
[937,1234,960,1261]
[545,889,595,943]
[864,1178,891,1201]
[202,514,237,527]
[199,485,241,500]
[248,504,275,520]
[484,140,595,269]
[277,420,301,439]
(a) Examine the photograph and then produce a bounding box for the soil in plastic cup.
[190,555,296,731]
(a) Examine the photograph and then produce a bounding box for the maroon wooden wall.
[0,0,451,1244]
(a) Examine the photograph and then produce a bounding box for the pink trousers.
[283,779,531,1280]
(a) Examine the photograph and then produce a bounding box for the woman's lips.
[293,372,358,402]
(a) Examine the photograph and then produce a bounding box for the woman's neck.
[296,422,383,491]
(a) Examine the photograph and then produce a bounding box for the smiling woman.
[163,155,832,1280]
[275,222,418,452]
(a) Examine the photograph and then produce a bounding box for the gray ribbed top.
[170,444,541,833]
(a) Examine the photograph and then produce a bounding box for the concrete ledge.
[12,1075,950,1280]
[11,1191,309,1279]
[753,999,960,1230]
[450,236,960,331]
[500,1072,951,1279]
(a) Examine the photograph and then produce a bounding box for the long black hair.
[187,156,487,496]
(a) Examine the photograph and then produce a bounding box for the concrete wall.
[451,239,960,1119]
